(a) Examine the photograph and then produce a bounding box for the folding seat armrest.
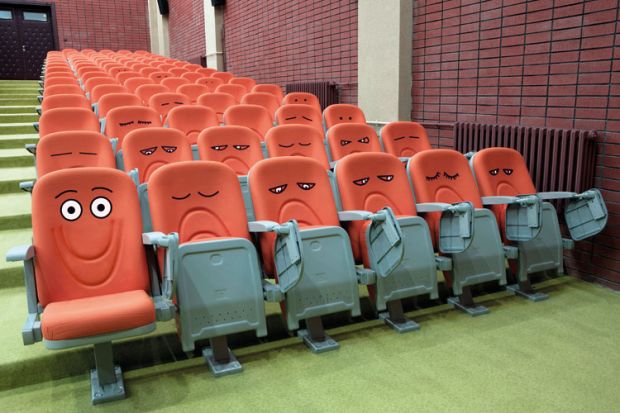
[20,181,34,193]
[482,195,542,239]
[6,245,42,345]
[142,232,179,303]
[398,157,410,163]
[33,122,39,132]
[542,189,608,240]
[249,220,304,294]
[25,143,36,155]
[537,191,578,200]
[417,202,474,254]
[37,96,43,103]
[262,279,284,302]
[36,107,41,116]
[337,210,374,221]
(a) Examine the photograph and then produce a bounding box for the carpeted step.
[0,106,38,115]
[0,134,38,149]
[0,192,31,231]
[0,89,39,95]
[0,123,36,135]
[0,166,35,194]
[0,97,39,106]
[0,148,34,168]
[0,114,38,124]
[0,228,32,288]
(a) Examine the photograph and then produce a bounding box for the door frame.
[0,0,59,51]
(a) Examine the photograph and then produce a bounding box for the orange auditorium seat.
[166,105,218,144]
[223,104,272,140]
[326,123,382,161]
[275,104,323,135]
[380,121,432,158]
[323,104,367,130]
[38,108,100,138]
[265,125,329,169]
[104,106,162,145]
[198,126,263,175]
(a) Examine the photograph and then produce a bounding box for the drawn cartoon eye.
[340,139,352,146]
[358,137,369,144]
[161,102,170,106]
[60,199,82,221]
[299,142,312,147]
[377,175,393,182]
[173,101,184,105]
[503,168,513,176]
[394,136,407,141]
[233,145,249,151]
[425,172,440,181]
[211,145,228,151]
[353,177,370,186]
[119,121,134,127]
[137,120,152,125]
[297,182,315,190]
[140,146,157,156]
[162,146,177,153]
[489,168,500,176]
[198,191,220,198]
[339,116,344,120]
[269,184,288,194]
[90,197,112,219]
[172,193,190,200]
[444,172,459,180]
[348,116,352,120]
[278,143,294,148]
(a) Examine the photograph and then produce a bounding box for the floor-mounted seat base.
[297,329,340,353]
[90,365,125,405]
[448,296,489,317]
[202,347,243,377]
[506,284,549,302]
[378,312,420,333]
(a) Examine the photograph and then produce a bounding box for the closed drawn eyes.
[161,102,170,106]
[162,146,177,153]
[269,184,287,194]
[173,101,184,105]
[353,177,369,186]
[426,172,440,181]
[297,182,315,190]
[278,143,294,148]
[284,116,297,121]
[377,175,393,182]
[119,121,134,127]
[444,172,459,180]
[79,152,97,155]
[394,135,420,141]
[299,142,311,147]
[172,193,190,200]
[489,168,499,176]
[211,145,227,151]
[301,116,312,121]
[503,168,513,175]
[138,120,152,125]
[198,190,219,198]
[340,139,352,146]
[140,146,157,155]
[358,137,369,144]
[233,144,249,151]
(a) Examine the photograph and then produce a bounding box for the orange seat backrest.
[323,104,366,130]
[140,67,159,77]
[43,76,78,88]
[169,67,189,77]
[335,152,418,262]
[39,108,100,138]
[122,127,193,183]
[282,92,321,112]
[90,84,129,104]
[44,68,73,77]
[241,92,280,121]
[196,76,223,92]
[130,63,149,72]
[215,84,246,103]
[166,105,218,144]
[211,71,234,83]
[107,66,132,78]
[43,84,84,98]
[40,94,91,112]
[408,149,483,247]
[181,72,204,83]
[274,104,323,135]
[176,84,209,104]
[32,167,149,307]
[265,125,329,169]
[149,71,174,82]
[116,71,142,84]
[197,125,263,175]
[380,121,432,158]
[229,77,255,91]
[135,84,168,104]
[158,64,175,71]
[83,77,117,95]
[125,77,155,93]
[98,93,142,118]
[161,77,190,92]
[223,104,272,140]
[252,84,283,103]
[148,92,189,121]
[327,123,382,161]
[196,67,217,77]
[149,161,251,244]
[104,106,162,145]
[197,92,236,122]
[36,131,116,177]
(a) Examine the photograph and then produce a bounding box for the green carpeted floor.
[0,277,619,412]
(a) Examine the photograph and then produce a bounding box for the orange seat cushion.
[41,290,155,341]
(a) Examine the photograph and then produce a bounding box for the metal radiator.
[285,81,339,111]
[453,122,597,193]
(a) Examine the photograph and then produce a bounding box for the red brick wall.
[168,0,206,63]
[412,0,620,288]
[47,0,149,51]
[222,0,358,104]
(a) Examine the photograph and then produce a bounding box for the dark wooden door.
[0,4,56,80]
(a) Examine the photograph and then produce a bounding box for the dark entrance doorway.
[0,2,57,80]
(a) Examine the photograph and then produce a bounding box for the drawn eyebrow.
[301,116,312,121]
[51,152,72,157]
[284,116,297,120]
[55,189,77,199]
[92,186,113,192]
[79,152,97,155]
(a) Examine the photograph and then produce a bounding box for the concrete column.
[358,0,413,122]
[148,0,170,56]
[204,1,224,70]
